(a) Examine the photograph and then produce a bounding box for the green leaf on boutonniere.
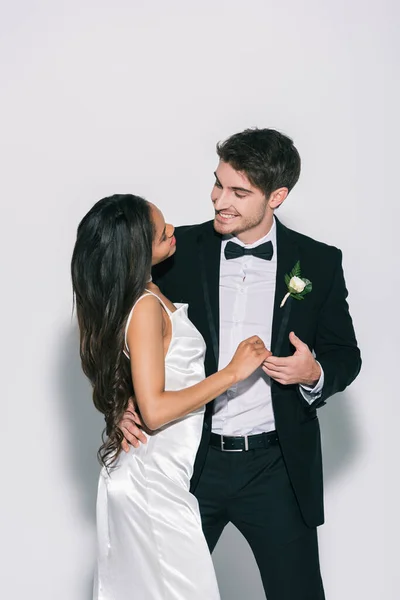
[280,263,312,308]
[288,260,301,279]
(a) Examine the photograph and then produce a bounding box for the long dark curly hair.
[71,194,153,468]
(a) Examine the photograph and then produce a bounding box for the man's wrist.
[304,360,321,387]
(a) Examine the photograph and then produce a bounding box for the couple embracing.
[71,128,361,600]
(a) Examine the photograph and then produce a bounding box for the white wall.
[0,1,398,599]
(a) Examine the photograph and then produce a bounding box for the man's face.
[211,160,271,241]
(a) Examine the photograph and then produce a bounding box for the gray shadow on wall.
[213,391,362,599]
[57,324,104,599]
[319,390,362,486]
[58,324,104,523]
[213,524,266,599]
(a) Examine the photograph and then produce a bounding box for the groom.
[121,128,361,599]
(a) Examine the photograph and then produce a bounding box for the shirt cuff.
[298,361,324,405]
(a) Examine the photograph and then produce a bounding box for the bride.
[71,193,270,600]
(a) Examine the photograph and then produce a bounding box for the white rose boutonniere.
[280,261,312,307]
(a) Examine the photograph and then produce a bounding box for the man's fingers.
[120,417,147,441]
[123,408,142,424]
[120,426,140,448]
[289,331,308,350]
[262,363,289,374]
[133,412,145,427]
[263,367,281,377]
[125,411,143,426]
[262,366,289,385]
[118,398,147,449]
[121,439,130,453]
[120,423,147,446]
[264,356,292,367]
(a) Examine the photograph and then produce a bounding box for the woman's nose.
[166,223,175,237]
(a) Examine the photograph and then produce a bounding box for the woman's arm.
[127,294,268,430]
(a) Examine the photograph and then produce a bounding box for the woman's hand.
[226,336,271,383]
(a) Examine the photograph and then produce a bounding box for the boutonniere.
[280,261,312,307]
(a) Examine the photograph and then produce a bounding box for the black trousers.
[194,443,325,600]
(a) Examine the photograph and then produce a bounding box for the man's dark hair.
[216,128,301,198]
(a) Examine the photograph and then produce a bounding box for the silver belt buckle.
[244,435,249,451]
[220,435,243,451]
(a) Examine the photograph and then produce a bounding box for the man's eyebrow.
[213,171,253,194]
[213,171,221,183]
[231,186,253,194]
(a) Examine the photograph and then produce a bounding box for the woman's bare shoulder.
[128,293,163,329]
[146,283,176,313]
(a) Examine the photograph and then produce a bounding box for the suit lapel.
[271,217,300,356]
[197,222,222,367]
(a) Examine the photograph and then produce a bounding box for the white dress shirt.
[212,220,324,436]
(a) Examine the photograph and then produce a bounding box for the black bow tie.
[224,240,274,261]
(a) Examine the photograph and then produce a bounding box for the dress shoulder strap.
[123,290,170,357]
[143,288,171,314]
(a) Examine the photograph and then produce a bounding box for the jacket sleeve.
[309,249,361,408]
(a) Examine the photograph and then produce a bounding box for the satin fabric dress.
[93,290,221,600]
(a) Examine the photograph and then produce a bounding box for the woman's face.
[150,203,176,266]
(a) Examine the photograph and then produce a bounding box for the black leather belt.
[210,431,279,452]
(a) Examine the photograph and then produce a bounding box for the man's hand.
[119,397,148,452]
[262,332,321,386]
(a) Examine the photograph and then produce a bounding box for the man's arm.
[310,249,361,406]
[263,249,361,407]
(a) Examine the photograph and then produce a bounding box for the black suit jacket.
[153,217,361,527]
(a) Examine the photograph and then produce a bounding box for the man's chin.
[213,217,240,235]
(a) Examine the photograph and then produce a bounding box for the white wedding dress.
[93,290,220,600]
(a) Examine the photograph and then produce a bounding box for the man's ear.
[268,187,289,209]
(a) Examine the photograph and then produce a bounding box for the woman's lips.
[170,236,176,246]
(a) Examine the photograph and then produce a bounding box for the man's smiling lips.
[215,211,240,222]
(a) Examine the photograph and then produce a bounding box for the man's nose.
[212,189,226,210]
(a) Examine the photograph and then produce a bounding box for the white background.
[0,1,398,599]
